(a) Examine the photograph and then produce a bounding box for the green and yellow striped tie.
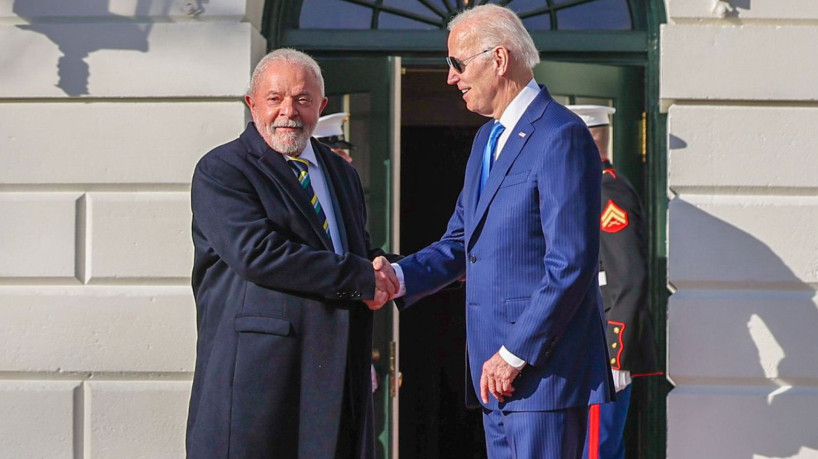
[288,157,333,246]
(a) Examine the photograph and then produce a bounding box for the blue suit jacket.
[398,87,614,412]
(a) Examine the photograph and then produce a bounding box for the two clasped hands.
[362,256,521,404]
[363,256,399,311]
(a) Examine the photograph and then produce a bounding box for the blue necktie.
[479,121,505,197]
[288,157,334,249]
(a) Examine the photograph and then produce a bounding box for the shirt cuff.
[499,346,526,370]
[391,263,406,298]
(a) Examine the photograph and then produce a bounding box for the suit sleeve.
[395,189,468,308]
[504,123,602,368]
[600,179,649,371]
[191,153,377,301]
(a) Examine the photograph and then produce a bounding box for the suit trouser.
[482,406,588,459]
[582,384,632,459]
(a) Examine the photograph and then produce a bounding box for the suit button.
[469,255,477,263]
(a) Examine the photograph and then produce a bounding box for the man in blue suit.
[186,48,399,458]
[390,5,614,458]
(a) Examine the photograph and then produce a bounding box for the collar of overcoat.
[242,123,352,253]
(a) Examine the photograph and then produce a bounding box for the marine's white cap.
[313,112,354,149]
[314,112,348,138]
[567,105,616,128]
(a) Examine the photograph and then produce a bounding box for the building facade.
[1,0,816,457]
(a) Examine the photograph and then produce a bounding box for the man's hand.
[364,256,399,310]
[480,352,521,403]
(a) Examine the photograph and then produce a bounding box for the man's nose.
[446,67,459,85]
[279,97,295,117]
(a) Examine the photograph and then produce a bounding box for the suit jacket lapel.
[466,89,552,245]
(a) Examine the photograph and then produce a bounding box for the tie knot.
[288,157,311,174]
[490,121,505,139]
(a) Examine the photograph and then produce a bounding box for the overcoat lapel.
[466,88,553,246]
[249,131,336,252]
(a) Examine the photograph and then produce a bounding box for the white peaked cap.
[567,105,616,128]
[313,112,349,138]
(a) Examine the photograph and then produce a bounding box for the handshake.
[364,256,400,311]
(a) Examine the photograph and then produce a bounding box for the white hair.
[248,48,325,96]
[448,4,540,69]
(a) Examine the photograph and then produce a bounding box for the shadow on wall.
[12,0,197,95]
[668,200,818,458]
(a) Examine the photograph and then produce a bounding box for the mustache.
[272,120,304,129]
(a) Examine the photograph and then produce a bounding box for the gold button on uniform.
[611,343,618,348]
[613,327,620,334]
[610,358,617,365]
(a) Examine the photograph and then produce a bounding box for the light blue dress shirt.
[287,143,344,255]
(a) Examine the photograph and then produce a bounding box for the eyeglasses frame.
[445,47,496,74]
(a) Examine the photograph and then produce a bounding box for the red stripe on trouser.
[588,404,601,459]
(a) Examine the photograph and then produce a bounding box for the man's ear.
[495,46,510,76]
[244,94,255,112]
[319,97,329,114]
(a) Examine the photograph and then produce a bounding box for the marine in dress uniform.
[568,105,662,459]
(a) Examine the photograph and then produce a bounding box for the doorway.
[321,56,650,457]
[398,67,486,459]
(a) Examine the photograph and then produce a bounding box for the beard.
[262,119,314,156]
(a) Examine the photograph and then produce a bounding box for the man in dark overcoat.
[186,48,399,459]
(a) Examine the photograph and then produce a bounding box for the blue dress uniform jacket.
[599,160,660,375]
[186,123,392,459]
[398,87,615,413]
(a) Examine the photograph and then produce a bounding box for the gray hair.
[248,48,325,97]
[448,4,540,69]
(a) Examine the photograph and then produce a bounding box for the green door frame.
[260,1,669,457]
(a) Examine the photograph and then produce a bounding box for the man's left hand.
[480,352,521,403]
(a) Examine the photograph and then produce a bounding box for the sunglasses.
[445,47,494,74]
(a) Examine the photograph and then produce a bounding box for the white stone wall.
[662,1,818,457]
[0,0,265,456]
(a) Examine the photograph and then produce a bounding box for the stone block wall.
[662,1,818,457]
[0,0,265,455]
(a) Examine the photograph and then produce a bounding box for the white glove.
[611,369,632,393]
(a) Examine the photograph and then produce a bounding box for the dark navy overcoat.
[186,123,389,459]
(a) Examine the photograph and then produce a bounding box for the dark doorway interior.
[398,68,487,459]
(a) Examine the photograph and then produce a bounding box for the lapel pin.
[518,132,526,138]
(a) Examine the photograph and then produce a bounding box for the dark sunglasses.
[445,48,494,74]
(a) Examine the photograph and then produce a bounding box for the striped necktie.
[479,121,505,197]
[288,157,333,247]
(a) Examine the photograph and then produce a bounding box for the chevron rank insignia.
[601,200,628,233]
